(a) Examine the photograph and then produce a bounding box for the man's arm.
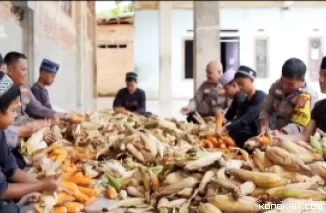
[25,88,56,119]
[187,82,206,112]
[227,92,266,133]
[259,86,275,132]
[282,92,318,134]
[135,90,146,114]
[1,182,45,200]
[224,93,246,121]
[281,120,316,142]
[113,90,124,109]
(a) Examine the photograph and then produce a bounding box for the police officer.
[181,60,229,123]
[273,56,326,141]
[31,59,59,109]
[259,58,318,135]
[4,52,67,168]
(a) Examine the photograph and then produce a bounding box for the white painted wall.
[134,8,326,100]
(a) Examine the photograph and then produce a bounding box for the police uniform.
[186,81,228,123]
[226,67,267,148]
[259,80,318,134]
[31,59,59,109]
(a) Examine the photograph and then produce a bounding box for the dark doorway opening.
[184,37,240,79]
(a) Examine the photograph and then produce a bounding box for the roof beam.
[135,1,326,9]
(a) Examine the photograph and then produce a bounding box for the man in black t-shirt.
[113,72,150,116]
[220,68,246,123]
[217,66,267,148]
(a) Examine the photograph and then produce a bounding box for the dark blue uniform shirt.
[113,88,146,114]
[224,92,247,122]
[227,90,267,135]
[30,83,51,109]
[0,130,18,198]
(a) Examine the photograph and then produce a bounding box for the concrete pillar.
[18,1,35,85]
[193,1,220,92]
[74,1,84,108]
[159,1,172,104]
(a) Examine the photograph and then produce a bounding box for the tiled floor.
[97,97,189,120]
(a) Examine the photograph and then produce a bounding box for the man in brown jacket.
[181,61,229,123]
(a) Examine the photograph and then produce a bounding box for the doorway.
[183,37,240,79]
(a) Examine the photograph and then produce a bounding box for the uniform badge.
[25,99,30,104]
[296,94,310,108]
[203,88,210,94]
[275,89,282,96]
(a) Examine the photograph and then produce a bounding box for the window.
[184,40,193,79]
[61,1,72,17]
[254,37,269,78]
[97,44,128,49]
[308,37,323,81]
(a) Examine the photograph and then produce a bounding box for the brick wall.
[0,1,96,110]
[0,2,23,54]
[96,24,134,96]
[33,1,79,110]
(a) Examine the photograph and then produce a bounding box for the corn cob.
[185,152,223,170]
[198,203,222,213]
[265,147,315,176]
[155,177,199,196]
[308,161,326,179]
[227,168,290,188]
[208,194,260,213]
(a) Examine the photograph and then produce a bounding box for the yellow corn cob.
[198,203,222,213]
[53,206,68,213]
[208,194,260,213]
[56,192,75,204]
[227,169,290,188]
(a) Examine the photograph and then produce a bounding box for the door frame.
[181,33,240,81]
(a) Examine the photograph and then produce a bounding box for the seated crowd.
[0,49,325,211]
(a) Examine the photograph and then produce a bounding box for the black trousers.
[186,112,200,124]
[229,129,256,149]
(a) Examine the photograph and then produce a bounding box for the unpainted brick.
[96,24,134,96]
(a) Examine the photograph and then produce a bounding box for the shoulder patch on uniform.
[275,89,282,96]
[296,93,311,109]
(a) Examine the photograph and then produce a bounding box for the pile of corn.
[22,111,326,213]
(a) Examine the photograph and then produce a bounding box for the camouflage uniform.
[259,79,318,134]
[188,81,229,117]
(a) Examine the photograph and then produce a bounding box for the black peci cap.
[125,72,138,82]
[0,54,4,66]
[321,56,326,70]
[234,65,257,79]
